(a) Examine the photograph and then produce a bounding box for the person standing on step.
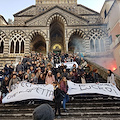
[60,77,69,112]
[107,70,116,86]
[53,82,62,119]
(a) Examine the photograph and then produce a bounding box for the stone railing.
[85,58,120,89]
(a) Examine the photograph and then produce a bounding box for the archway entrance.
[31,34,46,54]
[50,18,65,53]
[68,31,85,53]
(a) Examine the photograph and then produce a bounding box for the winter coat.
[4,64,9,76]
[9,77,21,91]
[45,75,55,84]
[16,64,24,72]
[30,76,38,84]
[38,78,45,84]
[107,73,116,85]
[60,81,68,93]
[54,87,62,103]
[1,80,9,93]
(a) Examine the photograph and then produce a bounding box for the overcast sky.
[0,0,105,21]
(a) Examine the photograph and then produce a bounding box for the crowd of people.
[0,52,116,118]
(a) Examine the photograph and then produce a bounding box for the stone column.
[25,38,30,56]
[3,37,9,57]
[46,40,49,55]
[66,39,69,53]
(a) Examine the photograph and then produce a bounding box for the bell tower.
[35,0,77,14]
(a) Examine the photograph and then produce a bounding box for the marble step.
[0,106,120,114]
[1,111,120,118]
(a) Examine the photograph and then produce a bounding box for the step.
[1,111,120,117]
[1,118,120,120]
[0,106,120,114]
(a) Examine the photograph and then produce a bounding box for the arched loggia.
[68,30,86,53]
[30,33,46,54]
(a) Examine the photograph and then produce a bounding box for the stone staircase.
[0,94,120,120]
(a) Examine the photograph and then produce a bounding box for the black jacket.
[1,80,9,93]
[54,87,62,103]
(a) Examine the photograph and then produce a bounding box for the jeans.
[63,94,69,109]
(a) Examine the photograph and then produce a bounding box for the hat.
[33,104,54,120]
[48,71,52,73]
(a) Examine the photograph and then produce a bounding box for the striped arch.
[28,30,47,54]
[28,29,47,40]
[47,13,67,27]
[68,29,86,53]
[68,29,86,40]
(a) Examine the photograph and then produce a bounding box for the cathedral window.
[95,39,100,52]
[0,41,4,53]
[0,31,6,54]
[21,40,24,53]
[9,30,26,54]
[89,29,107,52]
[90,39,94,52]
[100,39,105,52]
[15,40,19,53]
[10,41,14,53]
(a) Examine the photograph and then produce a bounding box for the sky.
[0,0,105,21]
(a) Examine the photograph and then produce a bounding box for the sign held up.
[2,81,120,103]
[67,81,120,97]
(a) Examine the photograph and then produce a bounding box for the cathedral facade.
[0,0,110,60]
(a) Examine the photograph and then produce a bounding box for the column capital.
[65,38,69,41]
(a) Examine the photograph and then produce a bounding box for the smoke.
[73,35,117,73]
[72,37,86,53]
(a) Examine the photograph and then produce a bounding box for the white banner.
[56,62,78,69]
[67,81,120,97]
[2,81,120,103]
[2,82,54,104]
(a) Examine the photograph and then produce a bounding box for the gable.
[25,6,89,26]
[77,4,99,15]
[14,5,36,17]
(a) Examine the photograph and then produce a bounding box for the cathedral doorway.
[50,18,65,53]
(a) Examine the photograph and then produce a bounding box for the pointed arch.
[28,30,47,54]
[28,30,47,40]
[68,29,86,40]
[47,13,67,27]
[68,29,86,53]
